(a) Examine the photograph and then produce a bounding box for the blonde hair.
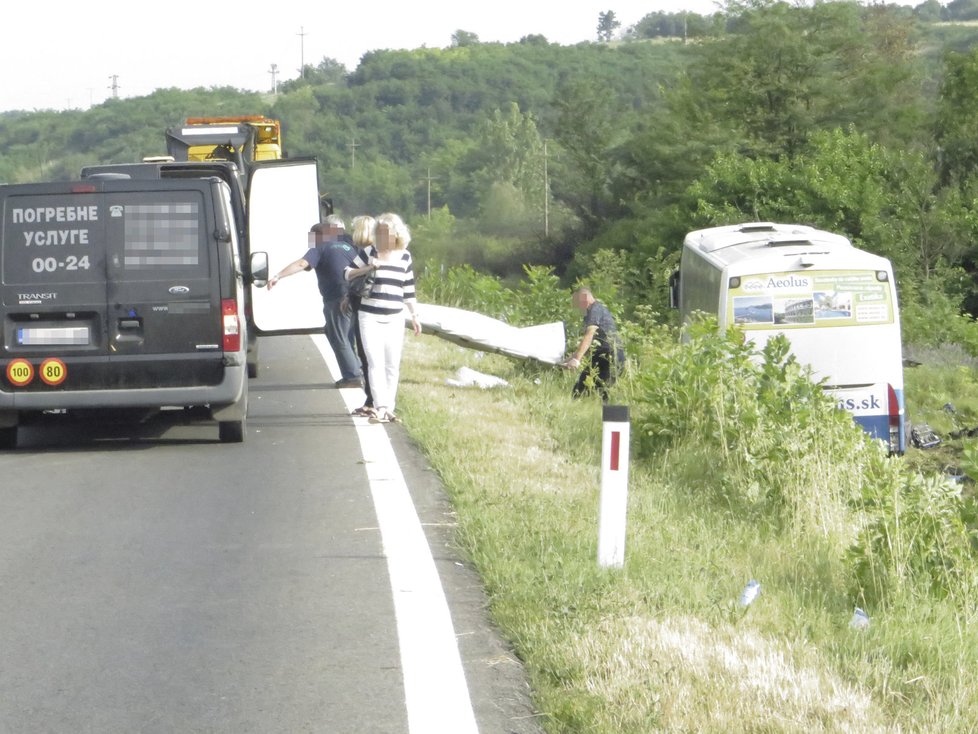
[351,215,376,247]
[376,212,411,250]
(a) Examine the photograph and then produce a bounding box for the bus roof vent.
[766,237,816,248]
[738,223,779,233]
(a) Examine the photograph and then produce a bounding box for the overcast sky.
[1,0,729,113]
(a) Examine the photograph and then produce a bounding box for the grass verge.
[396,334,978,733]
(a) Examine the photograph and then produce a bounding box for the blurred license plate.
[17,326,90,346]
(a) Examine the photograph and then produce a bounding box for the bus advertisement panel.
[728,270,893,330]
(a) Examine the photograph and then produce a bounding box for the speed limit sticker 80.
[39,358,68,386]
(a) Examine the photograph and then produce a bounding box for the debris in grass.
[739,579,761,608]
[910,423,941,449]
[849,607,870,630]
[445,366,510,389]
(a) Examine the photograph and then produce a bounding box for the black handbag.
[348,269,375,298]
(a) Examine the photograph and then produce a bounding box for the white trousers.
[358,311,406,413]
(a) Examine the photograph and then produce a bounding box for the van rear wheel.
[218,420,245,443]
[0,425,17,449]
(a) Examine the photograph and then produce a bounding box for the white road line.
[310,334,480,734]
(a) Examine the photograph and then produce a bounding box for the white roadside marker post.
[598,405,630,569]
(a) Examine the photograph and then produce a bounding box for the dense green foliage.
[418,261,978,607]
[5,1,978,332]
[0,0,978,324]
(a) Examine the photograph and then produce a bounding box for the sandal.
[351,405,375,418]
[368,412,391,424]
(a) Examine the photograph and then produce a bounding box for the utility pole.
[420,168,439,219]
[543,139,550,238]
[297,26,307,78]
[349,137,360,168]
[268,64,279,94]
[107,75,120,99]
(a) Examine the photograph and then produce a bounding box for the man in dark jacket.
[266,216,363,388]
[563,286,625,402]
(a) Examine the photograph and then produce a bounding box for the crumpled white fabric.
[445,366,510,389]
[408,303,565,365]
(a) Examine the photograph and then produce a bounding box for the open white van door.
[247,159,324,334]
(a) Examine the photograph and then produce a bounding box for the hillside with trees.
[4,0,978,343]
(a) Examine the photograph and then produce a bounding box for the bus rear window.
[728,270,893,329]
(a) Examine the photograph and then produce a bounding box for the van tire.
[247,339,259,378]
[219,420,245,443]
[0,425,17,449]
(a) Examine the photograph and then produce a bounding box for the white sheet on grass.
[407,303,565,365]
[445,367,510,389]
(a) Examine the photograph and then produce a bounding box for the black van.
[0,176,256,446]
[79,158,327,377]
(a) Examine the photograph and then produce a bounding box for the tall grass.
[396,265,978,732]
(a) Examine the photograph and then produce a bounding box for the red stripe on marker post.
[598,405,630,569]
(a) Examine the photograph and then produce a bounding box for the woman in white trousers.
[344,212,421,423]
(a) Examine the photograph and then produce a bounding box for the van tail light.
[887,384,902,454]
[222,298,241,352]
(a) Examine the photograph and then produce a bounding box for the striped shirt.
[346,246,417,317]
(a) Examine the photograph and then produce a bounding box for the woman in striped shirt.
[344,212,421,423]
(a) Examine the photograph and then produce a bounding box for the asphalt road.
[0,335,542,734]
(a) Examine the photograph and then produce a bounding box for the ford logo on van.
[168,286,191,295]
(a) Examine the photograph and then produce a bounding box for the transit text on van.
[17,292,57,304]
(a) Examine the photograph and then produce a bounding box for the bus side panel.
[679,247,725,325]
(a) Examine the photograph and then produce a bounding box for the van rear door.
[103,184,225,387]
[246,159,324,334]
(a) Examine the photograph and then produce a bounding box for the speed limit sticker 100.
[6,359,34,386]
[39,358,67,386]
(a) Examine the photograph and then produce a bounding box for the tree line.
[5,0,978,348]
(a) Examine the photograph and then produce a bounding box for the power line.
[297,26,307,78]
[269,64,279,95]
[419,168,439,219]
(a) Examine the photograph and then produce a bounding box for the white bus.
[672,222,905,454]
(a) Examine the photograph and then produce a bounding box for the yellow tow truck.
[165,116,283,169]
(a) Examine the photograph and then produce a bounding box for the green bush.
[631,318,869,529]
[848,454,978,608]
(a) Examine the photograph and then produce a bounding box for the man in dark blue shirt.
[563,286,625,402]
[266,216,363,388]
